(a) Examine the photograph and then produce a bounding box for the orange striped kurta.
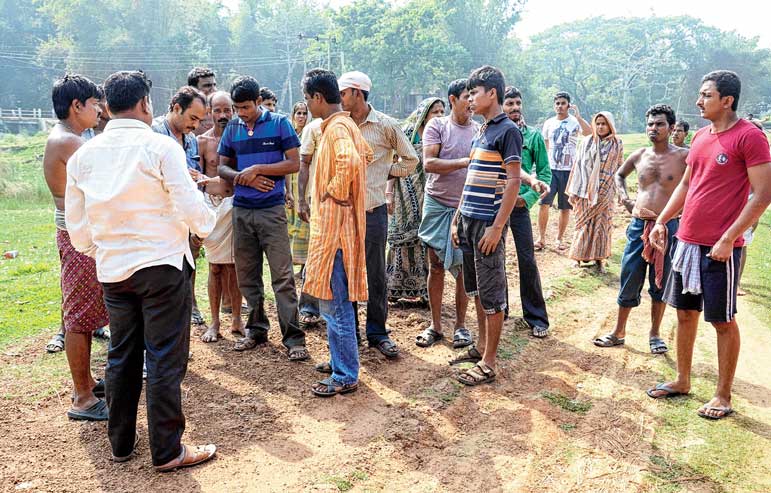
[302,112,373,301]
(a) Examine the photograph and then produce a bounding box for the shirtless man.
[594,104,687,354]
[43,74,110,420]
[197,91,244,342]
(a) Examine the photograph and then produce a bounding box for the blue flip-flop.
[646,383,687,399]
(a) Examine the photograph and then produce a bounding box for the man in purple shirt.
[415,79,480,350]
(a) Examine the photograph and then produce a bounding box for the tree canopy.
[1,0,769,131]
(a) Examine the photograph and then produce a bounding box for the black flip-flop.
[416,327,443,348]
[594,333,625,348]
[67,399,108,421]
[314,361,333,374]
[646,383,687,399]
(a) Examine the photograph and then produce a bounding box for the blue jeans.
[319,250,359,385]
[618,217,678,307]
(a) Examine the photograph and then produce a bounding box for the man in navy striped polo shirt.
[451,66,523,386]
[217,76,309,361]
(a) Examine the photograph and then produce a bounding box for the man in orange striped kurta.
[301,69,373,397]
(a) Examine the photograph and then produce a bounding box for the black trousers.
[101,259,192,466]
[353,204,389,343]
[232,205,306,348]
[509,206,550,329]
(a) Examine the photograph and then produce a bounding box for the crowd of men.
[42,64,771,471]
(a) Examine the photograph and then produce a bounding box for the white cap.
[337,71,372,92]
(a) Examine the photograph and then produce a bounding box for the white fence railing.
[0,108,54,119]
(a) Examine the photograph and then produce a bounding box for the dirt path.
[1,212,769,492]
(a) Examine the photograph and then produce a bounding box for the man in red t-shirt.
[646,70,771,420]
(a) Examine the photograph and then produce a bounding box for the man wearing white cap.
[338,71,419,359]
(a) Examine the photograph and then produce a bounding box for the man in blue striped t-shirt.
[451,66,523,386]
[217,76,309,361]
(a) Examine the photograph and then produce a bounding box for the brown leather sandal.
[155,444,217,473]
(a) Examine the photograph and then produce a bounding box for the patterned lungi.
[56,229,109,333]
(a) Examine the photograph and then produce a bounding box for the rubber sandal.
[456,362,496,386]
[416,327,444,348]
[531,325,549,339]
[314,361,332,374]
[697,406,734,420]
[94,326,110,340]
[449,346,482,365]
[155,444,217,472]
[452,327,473,348]
[45,332,65,353]
[93,378,105,398]
[233,337,260,352]
[370,338,399,359]
[311,377,358,397]
[649,337,668,354]
[67,398,109,421]
[646,383,688,399]
[593,333,625,347]
[288,345,310,362]
[191,309,206,326]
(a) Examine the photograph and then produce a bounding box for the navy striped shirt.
[217,109,300,209]
[459,113,523,221]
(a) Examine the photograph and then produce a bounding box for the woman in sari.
[386,97,445,304]
[566,111,623,273]
[286,101,310,265]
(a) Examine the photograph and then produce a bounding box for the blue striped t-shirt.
[217,109,300,209]
[459,113,523,221]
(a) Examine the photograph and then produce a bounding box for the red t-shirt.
[678,119,770,247]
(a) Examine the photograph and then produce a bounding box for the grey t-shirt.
[422,115,480,208]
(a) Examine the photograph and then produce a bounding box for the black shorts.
[457,215,508,314]
[663,240,742,323]
[540,169,572,210]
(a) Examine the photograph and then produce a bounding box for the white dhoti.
[203,194,234,264]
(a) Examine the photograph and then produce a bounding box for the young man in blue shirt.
[217,76,309,361]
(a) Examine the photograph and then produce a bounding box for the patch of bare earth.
[1,210,768,492]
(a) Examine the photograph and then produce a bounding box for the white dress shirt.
[65,118,216,283]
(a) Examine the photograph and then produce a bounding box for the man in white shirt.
[537,91,592,251]
[65,71,217,472]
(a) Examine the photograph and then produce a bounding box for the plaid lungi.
[56,229,109,333]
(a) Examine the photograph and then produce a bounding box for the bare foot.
[737,287,747,296]
[201,323,220,343]
[534,239,545,251]
[556,239,568,251]
[230,321,245,337]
